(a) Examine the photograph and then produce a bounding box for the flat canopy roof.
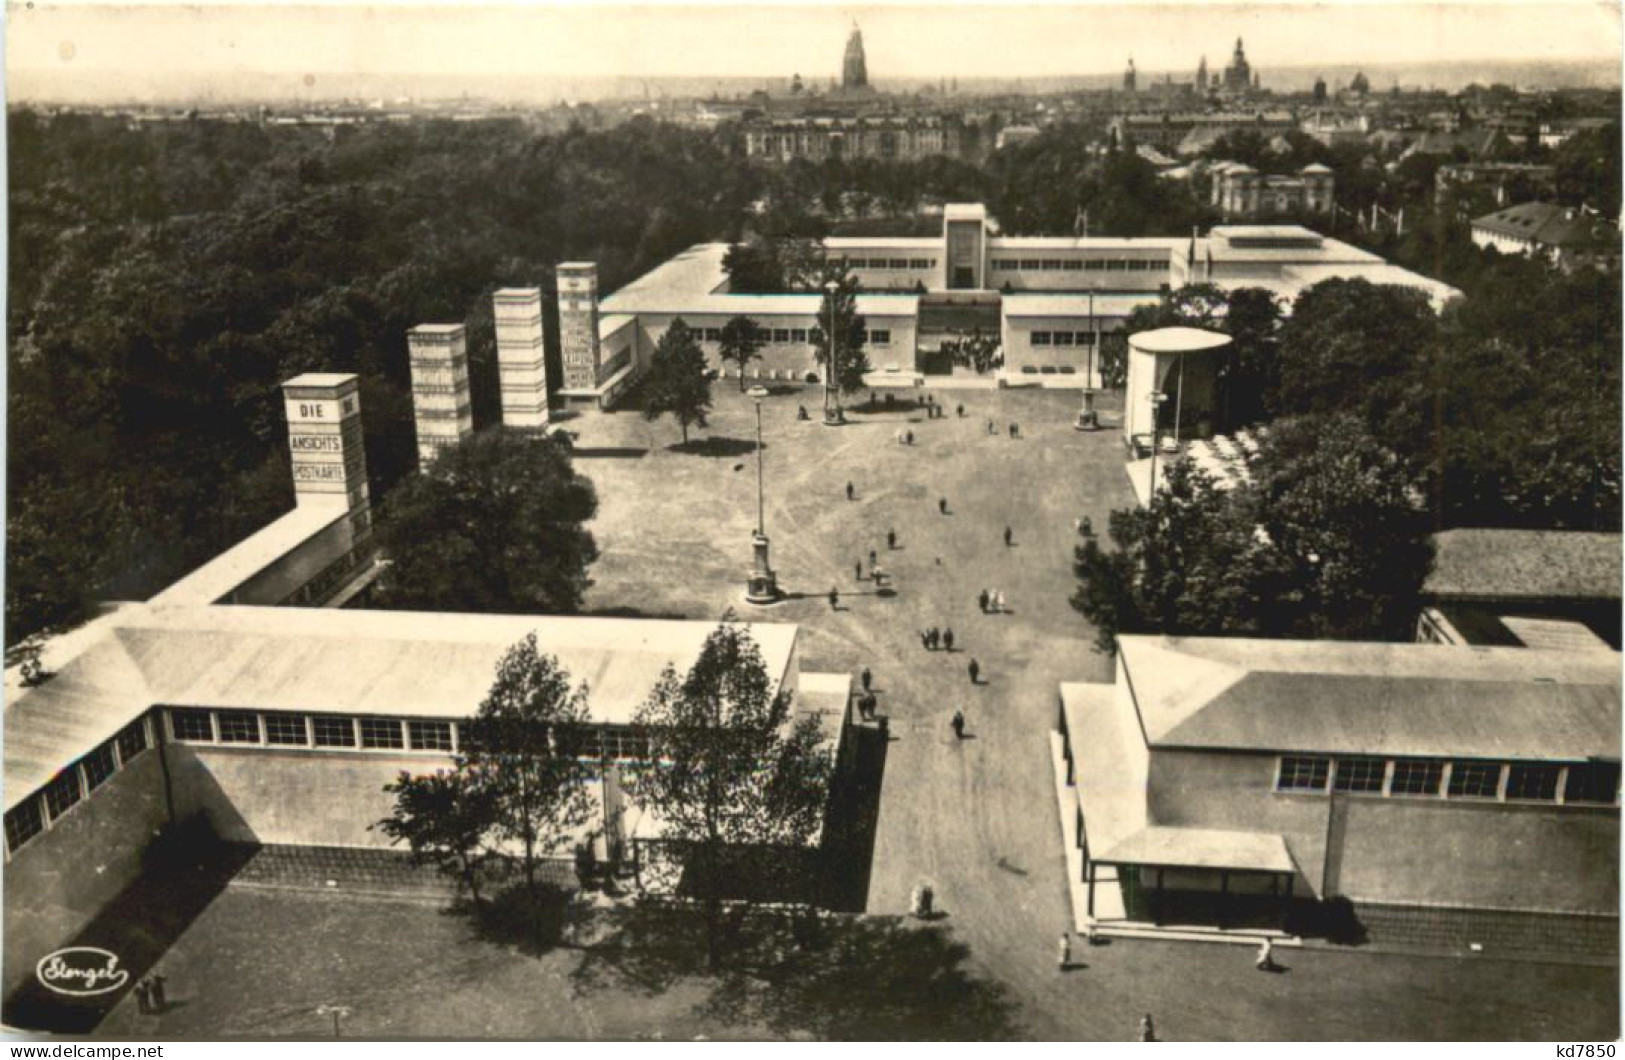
[5,605,802,811]
[1128,326,1233,353]
[1097,825,1299,875]
[1119,635,1621,760]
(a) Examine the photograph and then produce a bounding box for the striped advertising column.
[557,263,600,392]
[493,287,550,429]
[407,323,474,469]
[281,372,372,542]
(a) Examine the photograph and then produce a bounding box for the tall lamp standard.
[744,385,780,604]
[1075,289,1100,431]
[821,279,845,426]
[1146,389,1168,503]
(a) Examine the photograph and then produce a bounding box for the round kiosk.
[1122,326,1233,452]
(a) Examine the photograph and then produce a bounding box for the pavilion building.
[1051,635,1619,947]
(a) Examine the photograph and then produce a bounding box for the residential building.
[1470,201,1621,272]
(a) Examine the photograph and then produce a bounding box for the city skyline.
[8,1,1622,102]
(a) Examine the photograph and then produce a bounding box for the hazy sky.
[7,1,1622,84]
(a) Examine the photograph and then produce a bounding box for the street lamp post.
[1147,389,1168,502]
[1075,290,1100,431]
[745,385,780,604]
[821,280,845,426]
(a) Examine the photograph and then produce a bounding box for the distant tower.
[1197,55,1208,90]
[842,24,869,91]
[1225,37,1252,92]
[1123,57,1137,93]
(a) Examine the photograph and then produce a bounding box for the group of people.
[894,428,916,445]
[977,588,1008,614]
[919,626,955,652]
[985,420,1022,439]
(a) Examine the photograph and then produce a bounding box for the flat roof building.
[555,203,1455,405]
[1418,529,1623,650]
[1052,635,1619,943]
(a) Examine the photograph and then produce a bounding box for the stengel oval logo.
[35,947,129,997]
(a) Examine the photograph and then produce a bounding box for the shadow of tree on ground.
[667,436,760,458]
[571,905,1021,1040]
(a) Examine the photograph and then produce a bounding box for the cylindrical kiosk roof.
[1127,326,1233,354]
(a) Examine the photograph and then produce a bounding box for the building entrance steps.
[1048,730,1301,948]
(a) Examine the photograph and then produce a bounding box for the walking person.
[1138,1014,1157,1042]
[939,497,948,515]
[828,587,840,610]
[951,709,965,740]
[956,403,964,418]
[943,628,955,653]
[846,481,855,501]
[1255,937,1277,972]
[996,589,1007,614]
[968,658,981,684]
[134,978,153,1016]
[978,589,989,613]
[887,528,897,550]
[1058,932,1072,971]
[927,627,939,651]
[861,666,873,693]
[1004,525,1013,547]
[855,560,864,582]
[869,549,878,569]
[148,973,167,1012]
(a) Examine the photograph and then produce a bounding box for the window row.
[5,718,152,855]
[696,326,892,347]
[992,258,1166,272]
[165,708,656,764]
[698,327,810,345]
[1274,754,1620,806]
[1030,331,1099,348]
[170,708,456,752]
[835,257,937,271]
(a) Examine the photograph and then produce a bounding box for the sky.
[6,1,1621,87]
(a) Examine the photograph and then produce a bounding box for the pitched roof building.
[1470,201,1621,272]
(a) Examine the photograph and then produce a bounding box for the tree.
[376,769,498,908]
[459,634,597,948]
[373,429,599,614]
[1248,415,1434,640]
[629,620,834,968]
[718,315,766,391]
[643,318,713,444]
[1071,413,1432,649]
[1275,278,1439,453]
[1216,286,1284,427]
[809,276,871,394]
